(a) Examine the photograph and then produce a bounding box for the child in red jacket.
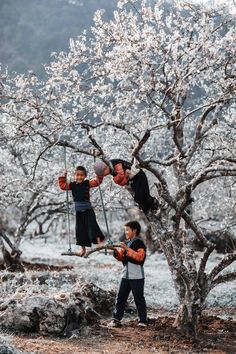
[94,159,159,214]
[58,166,104,256]
[109,221,147,327]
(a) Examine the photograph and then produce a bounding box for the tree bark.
[146,216,203,336]
[173,300,201,336]
[0,231,24,272]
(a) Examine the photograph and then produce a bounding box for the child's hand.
[125,169,131,177]
[96,175,102,184]
[120,242,129,250]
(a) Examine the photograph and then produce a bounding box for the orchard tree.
[1,0,236,335]
[0,131,68,269]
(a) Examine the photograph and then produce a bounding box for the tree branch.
[185,105,217,165]
[132,129,151,157]
[61,244,120,257]
[211,271,236,289]
[0,231,22,257]
[209,254,236,282]
[197,246,215,282]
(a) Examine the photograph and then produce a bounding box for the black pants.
[129,170,154,214]
[75,209,104,247]
[113,278,147,323]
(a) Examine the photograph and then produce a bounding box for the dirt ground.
[10,315,236,354]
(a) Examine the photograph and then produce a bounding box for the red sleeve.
[126,248,146,262]
[113,163,129,186]
[58,176,71,191]
[89,176,103,188]
[113,248,125,261]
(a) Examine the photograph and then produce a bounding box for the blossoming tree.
[1,0,236,334]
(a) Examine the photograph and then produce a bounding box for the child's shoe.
[137,321,148,328]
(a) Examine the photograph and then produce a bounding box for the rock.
[53,292,70,302]
[0,341,22,354]
[72,282,115,316]
[62,306,84,337]
[37,272,51,285]
[0,302,8,311]
[0,271,115,336]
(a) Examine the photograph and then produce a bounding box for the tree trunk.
[0,232,24,272]
[146,214,202,336]
[173,298,201,336]
[1,244,24,272]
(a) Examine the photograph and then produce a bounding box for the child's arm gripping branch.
[120,242,146,263]
[58,173,71,191]
[113,247,125,262]
[113,163,129,186]
[89,175,104,188]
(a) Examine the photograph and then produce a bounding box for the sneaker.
[137,322,148,328]
[107,319,122,328]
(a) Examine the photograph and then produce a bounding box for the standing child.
[93,159,159,215]
[109,221,147,327]
[58,166,105,256]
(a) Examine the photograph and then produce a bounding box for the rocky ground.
[0,237,235,353]
[18,237,236,311]
[1,314,236,354]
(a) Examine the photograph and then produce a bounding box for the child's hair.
[75,166,87,176]
[124,221,141,235]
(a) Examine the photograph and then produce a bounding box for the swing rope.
[64,145,72,253]
[94,154,113,248]
[62,147,112,256]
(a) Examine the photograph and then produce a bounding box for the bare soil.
[10,315,236,354]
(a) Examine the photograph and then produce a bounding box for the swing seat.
[61,251,83,257]
[61,251,86,258]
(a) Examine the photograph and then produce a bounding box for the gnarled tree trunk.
[0,232,24,272]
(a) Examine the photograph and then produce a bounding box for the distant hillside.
[0,0,117,77]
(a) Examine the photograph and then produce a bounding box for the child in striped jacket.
[109,221,147,327]
[58,166,104,256]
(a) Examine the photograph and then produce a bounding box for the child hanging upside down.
[93,159,159,215]
[58,166,105,257]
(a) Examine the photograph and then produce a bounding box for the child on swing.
[58,166,105,256]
